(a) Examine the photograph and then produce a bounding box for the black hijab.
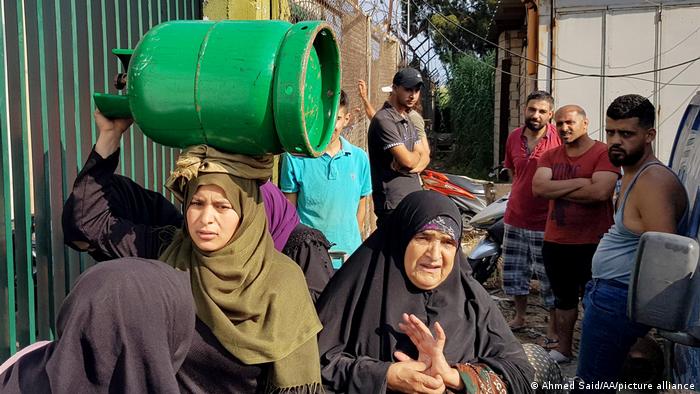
[0,258,195,393]
[316,190,533,393]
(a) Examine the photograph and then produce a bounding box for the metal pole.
[387,0,395,33]
[407,0,410,37]
[406,0,410,63]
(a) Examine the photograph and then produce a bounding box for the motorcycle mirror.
[628,232,700,346]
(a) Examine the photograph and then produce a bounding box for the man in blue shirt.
[280,91,372,264]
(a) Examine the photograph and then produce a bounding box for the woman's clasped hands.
[388,313,465,394]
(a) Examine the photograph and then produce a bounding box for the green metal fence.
[0,0,201,360]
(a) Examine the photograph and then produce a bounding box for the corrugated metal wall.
[551,3,700,162]
[550,2,700,386]
[0,0,202,359]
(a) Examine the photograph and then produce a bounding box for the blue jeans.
[575,279,649,392]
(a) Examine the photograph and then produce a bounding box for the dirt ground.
[463,234,675,391]
[461,232,581,378]
[484,274,582,378]
[446,167,584,377]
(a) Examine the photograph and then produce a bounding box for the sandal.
[538,336,559,350]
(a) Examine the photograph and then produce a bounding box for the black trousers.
[542,241,598,310]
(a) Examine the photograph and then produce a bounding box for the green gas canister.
[94,20,341,157]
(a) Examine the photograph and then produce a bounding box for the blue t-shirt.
[280,137,372,259]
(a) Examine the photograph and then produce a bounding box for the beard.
[608,146,645,167]
[525,119,544,131]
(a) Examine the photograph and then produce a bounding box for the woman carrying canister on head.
[1,150,324,393]
[61,111,334,301]
[316,190,534,394]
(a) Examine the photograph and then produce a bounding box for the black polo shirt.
[368,101,422,216]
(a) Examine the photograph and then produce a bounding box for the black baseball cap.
[392,68,423,89]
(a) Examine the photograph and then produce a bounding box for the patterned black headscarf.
[316,190,534,393]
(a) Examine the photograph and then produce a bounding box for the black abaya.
[316,191,534,393]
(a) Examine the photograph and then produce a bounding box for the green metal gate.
[0,0,202,360]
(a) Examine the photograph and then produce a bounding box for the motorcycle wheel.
[461,212,474,233]
[468,254,500,284]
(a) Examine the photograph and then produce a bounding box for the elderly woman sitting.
[316,190,534,393]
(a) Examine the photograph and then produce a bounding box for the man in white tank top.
[575,94,688,391]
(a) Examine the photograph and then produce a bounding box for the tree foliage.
[445,51,495,178]
[402,1,498,177]
[402,0,497,61]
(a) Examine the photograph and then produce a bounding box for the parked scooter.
[466,194,508,283]
[420,169,490,230]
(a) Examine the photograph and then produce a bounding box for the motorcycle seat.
[444,173,486,195]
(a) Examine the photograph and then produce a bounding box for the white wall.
[545,2,700,162]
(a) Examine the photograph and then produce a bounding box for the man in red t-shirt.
[532,105,620,363]
[502,91,561,346]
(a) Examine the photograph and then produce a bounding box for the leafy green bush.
[444,51,495,178]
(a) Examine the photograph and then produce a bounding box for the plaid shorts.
[502,223,555,308]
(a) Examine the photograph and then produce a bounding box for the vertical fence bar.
[92,0,106,147]
[73,0,93,272]
[36,0,65,340]
[57,0,82,331]
[124,0,141,180]
[119,0,134,181]
[154,0,172,193]
[38,0,72,313]
[140,0,152,190]
[102,0,120,184]
[130,0,145,187]
[79,1,95,161]
[9,0,36,351]
[170,0,182,203]
[86,0,97,146]
[104,1,118,128]
[13,3,33,338]
[151,0,160,192]
[69,1,83,169]
[112,0,124,175]
[100,0,110,127]
[0,0,17,361]
[26,0,48,344]
[38,1,72,314]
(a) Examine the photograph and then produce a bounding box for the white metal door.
[552,4,700,162]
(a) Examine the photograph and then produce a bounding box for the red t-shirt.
[537,141,620,244]
[503,125,561,231]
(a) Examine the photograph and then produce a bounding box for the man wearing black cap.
[368,68,429,225]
